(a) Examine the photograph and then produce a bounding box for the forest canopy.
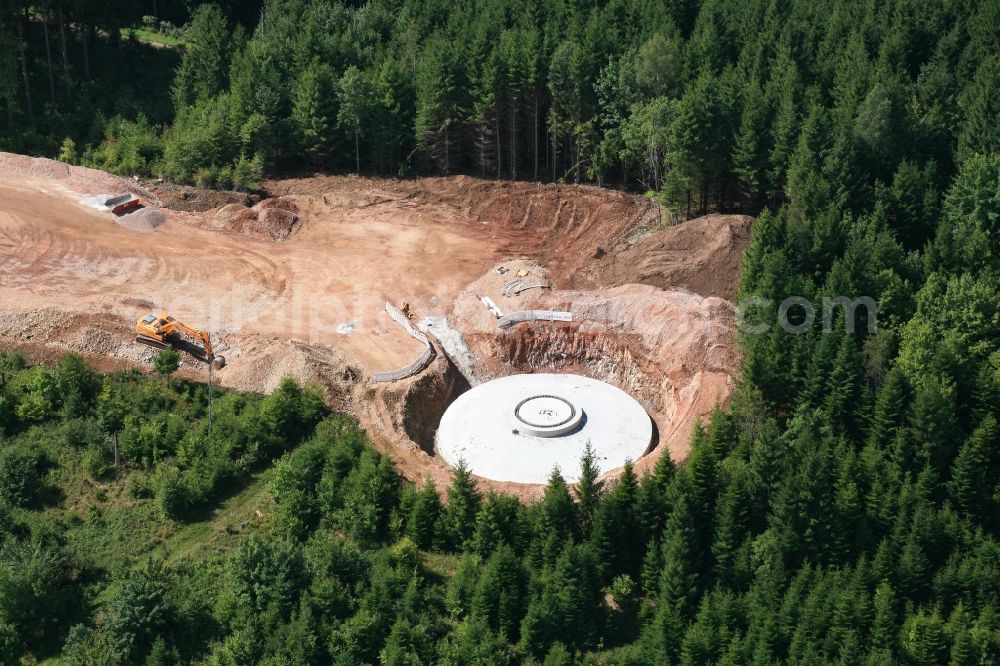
[0,0,995,214]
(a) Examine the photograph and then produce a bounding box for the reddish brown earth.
[150,182,259,212]
[0,154,752,497]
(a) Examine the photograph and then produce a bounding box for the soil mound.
[151,183,260,212]
[211,198,301,241]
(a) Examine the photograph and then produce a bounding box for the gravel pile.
[115,208,166,233]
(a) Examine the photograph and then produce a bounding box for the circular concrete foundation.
[436,373,652,484]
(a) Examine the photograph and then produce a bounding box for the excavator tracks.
[135,334,225,368]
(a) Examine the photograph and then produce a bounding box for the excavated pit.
[401,359,471,455]
[386,326,666,460]
[0,155,747,496]
[469,326,663,411]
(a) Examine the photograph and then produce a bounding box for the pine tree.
[415,34,461,173]
[440,459,482,551]
[832,443,867,560]
[907,378,959,477]
[868,368,910,450]
[591,461,641,578]
[445,554,479,619]
[380,616,430,665]
[658,479,700,617]
[537,467,578,552]
[785,102,832,217]
[590,496,619,584]
[947,416,996,521]
[956,55,1000,163]
[970,365,1000,428]
[291,60,337,167]
[685,421,719,570]
[471,543,529,640]
[636,453,674,544]
[902,607,949,665]
[640,538,662,599]
[574,443,604,538]
[870,580,898,653]
[733,77,769,209]
[171,3,231,106]
[824,332,864,438]
[764,50,800,205]
[769,425,837,566]
[472,491,528,557]
[408,479,442,550]
[946,604,978,666]
[711,464,751,585]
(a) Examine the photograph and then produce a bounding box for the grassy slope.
[127,29,186,48]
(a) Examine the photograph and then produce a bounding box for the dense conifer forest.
[0,0,999,663]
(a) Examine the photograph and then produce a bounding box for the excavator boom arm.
[136,313,223,368]
[162,321,213,357]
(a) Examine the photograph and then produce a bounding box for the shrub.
[0,395,13,436]
[193,166,219,189]
[57,137,78,165]
[7,366,56,423]
[81,115,163,177]
[127,474,153,499]
[154,349,181,379]
[155,467,190,520]
[59,418,104,450]
[0,447,42,507]
[232,153,263,192]
[82,443,111,479]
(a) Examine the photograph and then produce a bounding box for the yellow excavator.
[135,313,225,369]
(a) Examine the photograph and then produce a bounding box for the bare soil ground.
[0,154,751,496]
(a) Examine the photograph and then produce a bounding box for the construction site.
[0,152,751,497]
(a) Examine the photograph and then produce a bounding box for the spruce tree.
[471,544,529,640]
[472,491,528,557]
[537,467,578,552]
[947,416,996,521]
[868,368,910,450]
[711,465,751,586]
[657,480,700,617]
[440,459,482,551]
[733,77,769,209]
[870,580,898,653]
[574,443,604,539]
[407,479,442,550]
[824,332,864,438]
[291,60,337,167]
[640,539,662,599]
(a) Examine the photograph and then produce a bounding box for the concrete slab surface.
[436,373,653,483]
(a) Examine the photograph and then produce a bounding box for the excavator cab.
[135,312,225,369]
